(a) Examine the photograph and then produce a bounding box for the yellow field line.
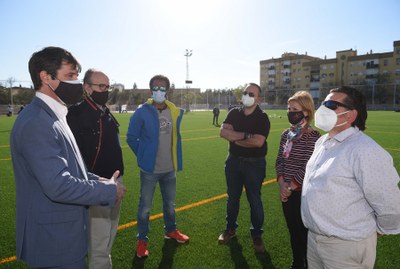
[1,144,400,161]
[386,148,400,152]
[0,256,16,265]
[118,179,275,231]
[0,178,276,265]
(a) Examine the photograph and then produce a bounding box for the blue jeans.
[224,154,266,237]
[137,170,177,241]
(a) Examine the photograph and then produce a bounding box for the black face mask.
[50,80,83,105]
[91,91,109,106]
[287,111,305,125]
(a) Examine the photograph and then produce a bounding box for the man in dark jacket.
[212,106,220,126]
[67,69,124,269]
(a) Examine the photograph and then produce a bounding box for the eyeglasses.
[90,83,110,91]
[151,86,167,92]
[322,100,353,110]
[243,91,255,97]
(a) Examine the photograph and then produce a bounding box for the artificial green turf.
[1,110,399,268]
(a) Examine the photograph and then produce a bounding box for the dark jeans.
[282,190,308,268]
[213,114,219,124]
[224,154,266,236]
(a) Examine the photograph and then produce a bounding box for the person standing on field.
[218,83,270,253]
[10,46,126,269]
[67,68,124,269]
[276,91,320,269]
[127,74,188,258]
[301,86,400,269]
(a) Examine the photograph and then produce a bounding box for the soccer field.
[1,110,399,269]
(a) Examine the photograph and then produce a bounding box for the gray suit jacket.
[10,97,117,268]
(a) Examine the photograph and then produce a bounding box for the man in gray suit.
[10,46,127,269]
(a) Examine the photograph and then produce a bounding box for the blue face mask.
[152,90,166,103]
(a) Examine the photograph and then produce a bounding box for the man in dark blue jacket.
[11,47,126,269]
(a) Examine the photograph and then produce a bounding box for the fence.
[263,83,400,110]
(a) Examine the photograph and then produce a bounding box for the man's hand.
[98,170,127,205]
[112,170,127,206]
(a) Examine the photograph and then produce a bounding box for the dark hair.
[28,46,81,90]
[149,75,170,90]
[330,86,367,130]
[248,83,262,96]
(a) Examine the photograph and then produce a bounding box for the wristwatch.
[288,186,293,192]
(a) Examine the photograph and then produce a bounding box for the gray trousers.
[88,177,122,269]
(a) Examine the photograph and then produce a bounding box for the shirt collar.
[36,92,68,119]
[332,126,359,142]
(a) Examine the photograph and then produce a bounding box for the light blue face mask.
[152,90,166,103]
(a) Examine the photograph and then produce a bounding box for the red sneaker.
[164,229,189,243]
[136,240,149,258]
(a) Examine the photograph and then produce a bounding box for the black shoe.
[252,236,265,253]
[289,261,307,269]
[218,229,236,244]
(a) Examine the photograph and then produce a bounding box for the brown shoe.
[218,229,236,244]
[252,236,265,253]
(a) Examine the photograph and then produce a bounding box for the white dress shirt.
[36,92,88,180]
[301,127,400,240]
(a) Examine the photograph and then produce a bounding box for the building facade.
[260,40,400,107]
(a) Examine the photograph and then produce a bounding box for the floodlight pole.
[185,49,192,85]
[184,49,193,111]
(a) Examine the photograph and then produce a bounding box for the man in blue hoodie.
[127,74,188,258]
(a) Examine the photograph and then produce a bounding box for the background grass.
[1,110,399,269]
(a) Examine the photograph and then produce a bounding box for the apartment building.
[260,40,400,105]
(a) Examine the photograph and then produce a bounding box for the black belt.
[230,154,265,162]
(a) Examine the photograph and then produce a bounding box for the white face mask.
[315,105,349,132]
[241,95,255,107]
[152,91,166,103]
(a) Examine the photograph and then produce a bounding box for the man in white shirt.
[301,86,400,269]
[10,46,126,269]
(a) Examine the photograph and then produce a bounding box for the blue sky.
[0,0,399,90]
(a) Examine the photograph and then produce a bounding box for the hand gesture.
[99,170,127,206]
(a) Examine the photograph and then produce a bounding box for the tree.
[108,89,119,105]
[0,89,9,104]
[7,77,16,88]
[7,77,16,107]
[13,88,35,104]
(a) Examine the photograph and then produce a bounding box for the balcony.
[366,63,379,69]
[365,74,379,79]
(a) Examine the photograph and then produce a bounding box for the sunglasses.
[90,83,110,91]
[243,91,255,97]
[323,100,353,110]
[151,86,167,92]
